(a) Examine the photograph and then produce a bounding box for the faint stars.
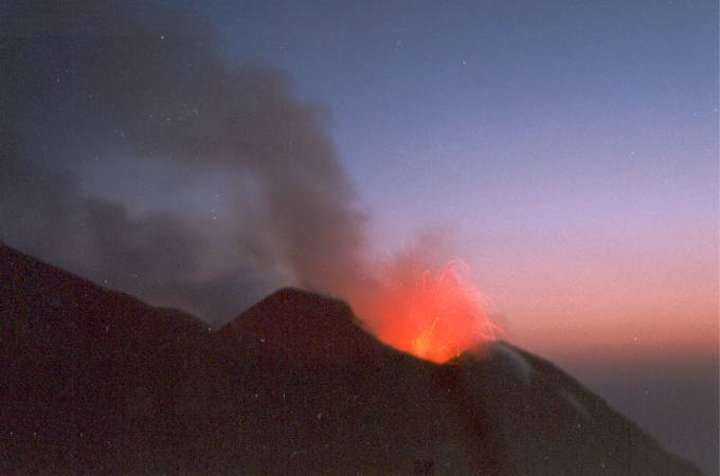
[692,106,718,119]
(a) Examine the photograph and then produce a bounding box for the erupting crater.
[353,259,498,364]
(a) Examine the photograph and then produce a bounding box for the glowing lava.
[356,259,497,363]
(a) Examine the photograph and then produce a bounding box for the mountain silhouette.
[0,242,701,474]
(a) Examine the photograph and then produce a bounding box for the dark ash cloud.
[1,1,368,323]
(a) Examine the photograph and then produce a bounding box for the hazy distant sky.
[187,0,718,360]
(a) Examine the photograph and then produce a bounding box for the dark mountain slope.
[0,242,701,474]
[0,242,218,473]
[217,287,384,365]
[454,343,701,475]
[0,244,503,474]
[214,287,505,474]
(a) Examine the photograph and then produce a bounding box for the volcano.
[0,242,700,474]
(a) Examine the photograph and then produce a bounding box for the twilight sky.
[199,0,719,362]
[1,1,718,471]
[2,0,717,360]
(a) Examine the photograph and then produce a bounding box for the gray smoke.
[0,1,368,323]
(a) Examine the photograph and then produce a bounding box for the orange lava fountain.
[355,259,498,363]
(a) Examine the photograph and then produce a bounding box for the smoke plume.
[1,1,368,323]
